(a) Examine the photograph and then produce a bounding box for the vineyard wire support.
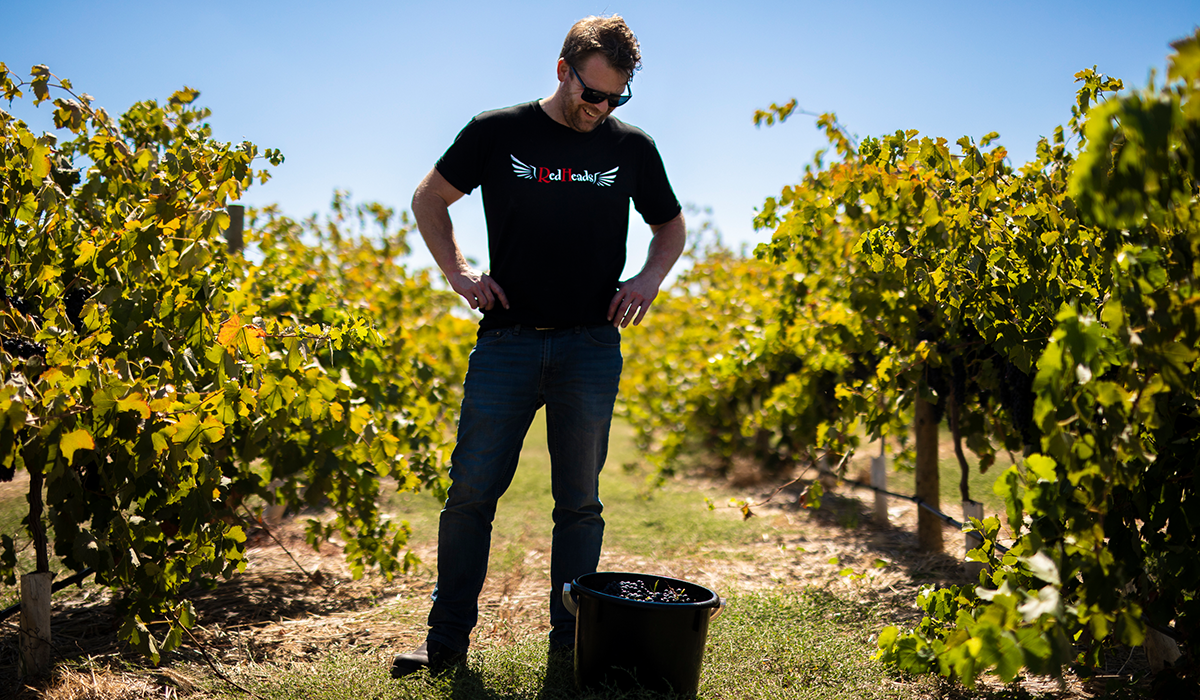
[0,567,96,624]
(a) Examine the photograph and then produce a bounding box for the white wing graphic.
[595,166,619,187]
[510,154,536,179]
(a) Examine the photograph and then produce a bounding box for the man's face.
[558,53,629,133]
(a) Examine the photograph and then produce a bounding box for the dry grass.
[33,665,200,700]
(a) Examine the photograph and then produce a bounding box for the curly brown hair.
[559,15,641,78]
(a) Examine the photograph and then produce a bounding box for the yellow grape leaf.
[217,314,267,355]
[199,415,225,442]
[75,240,99,267]
[60,428,95,463]
[217,314,242,348]
[377,432,400,458]
[38,367,65,385]
[151,431,169,455]
[115,393,151,419]
[305,388,326,419]
[169,413,201,444]
[31,146,51,179]
[240,324,266,356]
[350,404,372,434]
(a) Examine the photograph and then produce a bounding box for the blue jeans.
[427,324,622,653]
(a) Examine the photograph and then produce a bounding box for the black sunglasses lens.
[580,88,607,105]
[583,89,629,108]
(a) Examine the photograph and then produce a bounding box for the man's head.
[549,16,640,133]
[559,15,641,80]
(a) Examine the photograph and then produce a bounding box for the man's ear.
[556,58,570,83]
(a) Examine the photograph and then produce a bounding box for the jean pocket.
[475,327,513,347]
[582,325,621,348]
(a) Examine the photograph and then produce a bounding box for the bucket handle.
[563,584,725,620]
[562,583,579,616]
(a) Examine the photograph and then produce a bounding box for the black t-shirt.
[436,101,681,329]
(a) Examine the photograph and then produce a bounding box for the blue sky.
[4,1,1195,281]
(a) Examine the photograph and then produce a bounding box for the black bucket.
[563,571,723,697]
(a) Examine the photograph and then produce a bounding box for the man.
[392,15,685,678]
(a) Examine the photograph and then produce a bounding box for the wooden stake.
[19,571,53,678]
[1144,627,1181,673]
[962,499,985,580]
[871,440,888,526]
[225,204,245,253]
[915,397,943,552]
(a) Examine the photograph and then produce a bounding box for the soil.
[0,465,1157,699]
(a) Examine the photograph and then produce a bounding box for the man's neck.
[539,94,570,129]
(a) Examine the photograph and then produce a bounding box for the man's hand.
[607,274,661,327]
[608,211,686,327]
[449,269,509,311]
[412,168,510,312]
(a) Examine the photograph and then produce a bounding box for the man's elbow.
[651,211,685,235]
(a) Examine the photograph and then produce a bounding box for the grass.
[384,412,776,566]
[0,484,26,611]
[0,475,76,612]
[191,588,936,700]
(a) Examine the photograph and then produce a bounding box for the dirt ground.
[0,468,1156,699]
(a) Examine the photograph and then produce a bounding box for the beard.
[560,99,610,133]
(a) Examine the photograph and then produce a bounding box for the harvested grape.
[601,578,694,603]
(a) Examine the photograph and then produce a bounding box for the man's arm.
[411,168,508,311]
[607,211,686,327]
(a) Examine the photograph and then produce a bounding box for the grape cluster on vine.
[51,153,81,194]
[2,290,32,316]
[996,359,1035,447]
[64,286,89,333]
[1,335,47,360]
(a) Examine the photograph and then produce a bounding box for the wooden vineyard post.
[225,204,245,253]
[20,462,54,678]
[19,572,52,678]
[871,439,888,526]
[1144,627,1182,673]
[962,499,985,580]
[914,397,943,552]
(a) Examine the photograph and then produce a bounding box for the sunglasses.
[570,64,632,108]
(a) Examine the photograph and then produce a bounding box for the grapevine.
[622,30,1200,688]
[1,63,472,662]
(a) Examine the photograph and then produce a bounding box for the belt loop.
[513,324,521,336]
[574,326,582,335]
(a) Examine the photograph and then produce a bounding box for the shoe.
[545,645,574,685]
[390,639,467,679]
[548,626,575,655]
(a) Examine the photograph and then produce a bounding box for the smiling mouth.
[582,105,603,119]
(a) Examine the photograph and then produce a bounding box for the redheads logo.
[511,154,618,186]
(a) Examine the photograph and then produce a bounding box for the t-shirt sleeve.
[435,116,489,195]
[633,138,682,226]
